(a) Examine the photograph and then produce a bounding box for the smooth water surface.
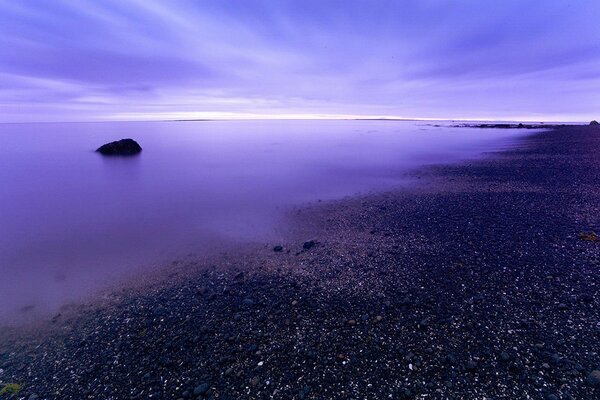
[0,120,529,323]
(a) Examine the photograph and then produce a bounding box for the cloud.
[0,0,599,122]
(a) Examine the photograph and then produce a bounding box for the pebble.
[465,360,478,371]
[193,383,209,396]
[302,240,316,250]
[242,298,255,306]
[586,370,600,387]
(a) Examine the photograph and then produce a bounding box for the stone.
[587,370,600,387]
[302,240,316,250]
[96,138,142,156]
[590,120,599,126]
[465,360,478,371]
[193,383,209,396]
[273,245,284,252]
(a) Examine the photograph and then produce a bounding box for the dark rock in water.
[273,245,284,252]
[586,370,600,387]
[518,123,525,128]
[96,138,142,156]
[590,120,599,126]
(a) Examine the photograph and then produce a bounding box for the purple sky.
[1,0,599,122]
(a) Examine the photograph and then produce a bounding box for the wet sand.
[2,124,600,399]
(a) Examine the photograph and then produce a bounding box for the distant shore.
[2,124,600,399]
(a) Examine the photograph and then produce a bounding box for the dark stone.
[465,360,478,371]
[590,120,599,126]
[587,370,600,387]
[303,240,316,250]
[153,305,166,317]
[96,138,142,156]
[273,245,284,252]
[193,383,209,396]
[302,240,317,250]
[444,354,457,365]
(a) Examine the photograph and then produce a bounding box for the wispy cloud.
[1,0,599,122]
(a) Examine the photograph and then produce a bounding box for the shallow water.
[0,120,529,324]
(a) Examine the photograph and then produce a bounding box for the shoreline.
[2,125,600,399]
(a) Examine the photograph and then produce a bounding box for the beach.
[2,124,600,399]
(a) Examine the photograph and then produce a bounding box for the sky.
[0,0,599,123]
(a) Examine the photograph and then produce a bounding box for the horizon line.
[0,112,591,125]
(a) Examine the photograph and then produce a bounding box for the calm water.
[0,120,529,324]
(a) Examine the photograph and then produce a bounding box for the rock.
[418,318,430,329]
[28,395,39,400]
[465,360,478,371]
[303,240,316,250]
[96,138,142,156]
[193,383,209,396]
[500,352,511,362]
[242,298,255,306]
[579,231,600,242]
[590,120,599,126]
[347,319,357,326]
[153,305,166,317]
[586,370,600,387]
[444,354,457,365]
[273,245,283,252]
[518,123,525,128]
[546,395,558,400]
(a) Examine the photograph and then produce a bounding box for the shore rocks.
[96,138,142,156]
[590,120,599,126]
